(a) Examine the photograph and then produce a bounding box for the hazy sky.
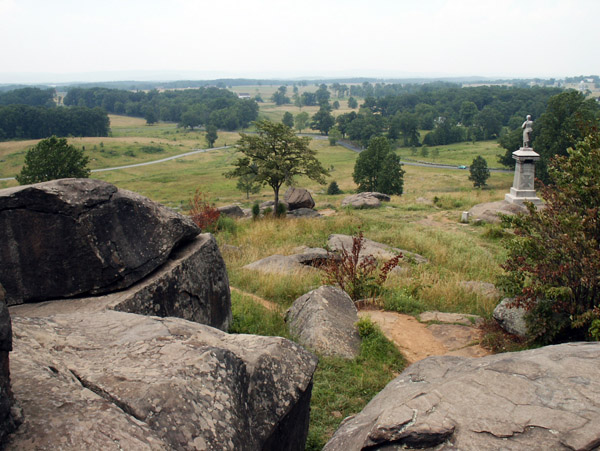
[1,0,599,83]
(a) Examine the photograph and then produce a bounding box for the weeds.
[188,188,220,233]
[322,231,402,302]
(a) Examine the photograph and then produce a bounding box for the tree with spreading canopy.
[226,120,329,212]
[352,136,405,195]
[294,111,310,133]
[16,136,90,184]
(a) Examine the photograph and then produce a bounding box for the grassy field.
[397,139,507,168]
[0,110,517,448]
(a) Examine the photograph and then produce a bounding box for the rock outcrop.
[287,208,321,218]
[0,285,20,445]
[217,204,246,218]
[284,188,315,211]
[341,192,390,209]
[286,286,361,359]
[327,234,428,264]
[243,248,330,275]
[7,308,318,451]
[493,297,528,338]
[325,342,600,450]
[468,200,528,224]
[0,179,199,305]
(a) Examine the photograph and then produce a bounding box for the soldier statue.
[522,115,533,148]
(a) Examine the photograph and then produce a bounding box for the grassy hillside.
[0,112,517,448]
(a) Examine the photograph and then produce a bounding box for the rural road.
[307,135,512,173]
[0,146,231,181]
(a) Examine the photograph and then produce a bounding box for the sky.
[1,0,599,84]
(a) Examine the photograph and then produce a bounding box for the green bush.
[327,181,342,195]
[251,202,260,219]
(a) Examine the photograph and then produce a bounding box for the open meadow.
[0,112,516,448]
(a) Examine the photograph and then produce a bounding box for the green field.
[0,111,517,448]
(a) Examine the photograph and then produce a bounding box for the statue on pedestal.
[505,114,542,206]
[522,115,533,148]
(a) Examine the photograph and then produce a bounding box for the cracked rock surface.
[7,308,318,450]
[0,179,199,305]
[324,342,600,450]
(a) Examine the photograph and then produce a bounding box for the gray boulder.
[286,286,361,359]
[284,187,315,210]
[327,234,428,264]
[493,297,529,338]
[468,200,528,224]
[287,208,321,218]
[244,248,330,275]
[325,342,600,450]
[7,308,318,451]
[341,192,390,209]
[0,179,199,305]
[217,204,245,218]
[0,285,20,445]
[11,234,232,331]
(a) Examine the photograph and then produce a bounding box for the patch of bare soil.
[233,286,490,365]
[358,309,489,364]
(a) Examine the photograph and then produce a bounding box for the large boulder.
[493,297,529,338]
[284,187,315,211]
[0,179,200,305]
[7,308,318,451]
[328,234,428,264]
[341,192,390,209]
[286,286,361,359]
[217,204,246,218]
[10,234,232,331]
[0,285,20,445]
[468,200,528,224]
[325,342,600,450]
[244,248,330,275]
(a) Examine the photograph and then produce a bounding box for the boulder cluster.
[0,179,318,450]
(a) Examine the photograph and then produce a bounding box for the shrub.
[499,132,600,343]
[275,201,287,217]
[327,181,342,195]
[251,202,260,219]
[188,189,220,233]
[322,231,402,302]
[469,155,490,187]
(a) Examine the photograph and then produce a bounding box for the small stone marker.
[460,211,470,223]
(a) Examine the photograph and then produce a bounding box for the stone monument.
[505,115,542,206]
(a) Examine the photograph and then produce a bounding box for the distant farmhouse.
[237,93,252,99]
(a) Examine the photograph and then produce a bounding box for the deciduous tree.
[468,155,490,187]
[226,120,329,211]
[352,137,405,195]
[16,136,90,184]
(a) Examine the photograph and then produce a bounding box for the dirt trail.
[231,286,489,364]
[229,286,281,312]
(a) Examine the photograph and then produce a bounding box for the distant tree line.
[0,87,56,107]
[332,85,562,148]
[64,87,259,130]
[0,105,109,140]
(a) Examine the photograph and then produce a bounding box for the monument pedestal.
[505,147,542,206]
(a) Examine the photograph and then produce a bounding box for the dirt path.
[359,309,490,364]
[229,286,281,312]
[231,286,489,364]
